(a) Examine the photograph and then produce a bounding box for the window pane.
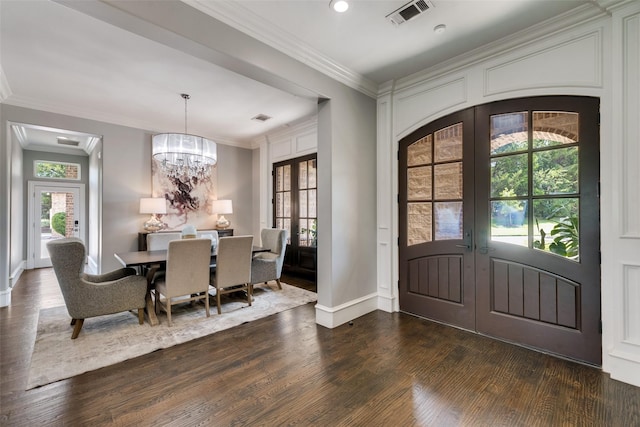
[408,202,432,245]
[284,192,291,217]
[490,112,528,154]
[434,123,463,162]
[299,161,308,189]
[299,190,308,218]
[434,162,462,200]
[491,154,529,197]
[408,166,432,201]
[434,202,463,240]
[308,159,317,188]
[533,147,579,195]
[533,112,579,148]
[533,198,579,261]
[276,166,284,192]
[283,165,291,191]
[491,200,528,247]
[35,161,80,180]
[407,135,432,166]
[284,219,291,244]
[276,193,283,217]
[299,218,308,247]
[308,189,317,217]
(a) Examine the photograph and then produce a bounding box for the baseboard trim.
[9,260,26,289]
[315,292,378,328]
[607,350,640,388]
[377,293,396,313]
[0,287,11,307]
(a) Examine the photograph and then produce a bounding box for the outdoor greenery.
[36,162,68,179]
[52,212,66,236]
[491,140,580,259]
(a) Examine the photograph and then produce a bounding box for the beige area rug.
[27,282,316,390]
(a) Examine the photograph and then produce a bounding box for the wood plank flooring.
[2,268,640,426]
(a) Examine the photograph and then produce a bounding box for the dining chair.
[251,228,287,290]
[210,235,253,314]
[47,237,148,339]
[154,238,212,326]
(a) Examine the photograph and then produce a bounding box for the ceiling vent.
[57,137,80,146]
[386,0,434,26]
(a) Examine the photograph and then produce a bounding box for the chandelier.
[152,94,217,180]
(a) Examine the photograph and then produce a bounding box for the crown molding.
[2,95,254,150]
[186,0,378,99]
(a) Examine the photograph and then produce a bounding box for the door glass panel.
[491,199,528,247]
[283,165,291,191]
[434,202,463,240]
[299,161,308,189]
[283,192,291,217]
[299,190,308,217]
[434,162,462,200]
[490,112,528,154]
[434,123,462,162]
[299,218,308,246]
[408,202,432,245]
[491,154,529,197]
[533,147,579,195]
[308,160,317,188]
[533,198,579,261]
[35,188,80,268]
[309,189,317,217]
[407,166,432,201]
[533,112,579,148]
[408,135,432,166]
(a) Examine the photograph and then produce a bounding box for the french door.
[273,154,317,278]
[28,182,85,268]
[399,96,601,365]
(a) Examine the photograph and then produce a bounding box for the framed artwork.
[151,159,217,231]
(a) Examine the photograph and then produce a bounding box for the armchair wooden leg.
[216,292,222,315]
[138,308,144,325]
[275,278,282,290]
[71,318,84,339]
[248,284,253,306]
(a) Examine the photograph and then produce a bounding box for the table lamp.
[139,197,166,232]
[211,199,233,229]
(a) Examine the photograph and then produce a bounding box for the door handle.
[455,230,473,251]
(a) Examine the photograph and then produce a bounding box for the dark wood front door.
[273,154,317,279]
[399,96,601,365]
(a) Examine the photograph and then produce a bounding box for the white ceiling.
[0,0,597,154]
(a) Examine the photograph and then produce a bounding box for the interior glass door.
[31,184,82,268]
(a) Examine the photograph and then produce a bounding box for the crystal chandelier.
[152,94,217,179]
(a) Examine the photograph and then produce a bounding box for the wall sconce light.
[139,197,167,232]
[211,199,233,229]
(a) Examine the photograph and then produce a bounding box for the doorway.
[399,96,601,365]
[27,181,85,269]
[273,154,317,281]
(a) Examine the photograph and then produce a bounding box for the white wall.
[9,126,23,288]
[0,108,9,306]
[377,2,640,387]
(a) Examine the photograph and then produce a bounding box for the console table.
[137,229,234,251]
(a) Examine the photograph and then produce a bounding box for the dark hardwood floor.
[2,268,640,426]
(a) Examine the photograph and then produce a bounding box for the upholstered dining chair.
[251,228,287,290]
[154,238,212,326]
[46,237,148,339]
[210,235,253,314]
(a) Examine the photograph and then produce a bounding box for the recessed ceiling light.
[330,0,349,13]
[434,24,446,34]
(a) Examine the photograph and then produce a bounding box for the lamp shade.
[210,199,233,215]
[139,197,167,214]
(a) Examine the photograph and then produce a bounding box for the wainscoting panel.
[484,30,602,96]
[408,255,463,304]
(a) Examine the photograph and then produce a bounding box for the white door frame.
[27,181,86,269]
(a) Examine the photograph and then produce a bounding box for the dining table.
[115,245,268,326]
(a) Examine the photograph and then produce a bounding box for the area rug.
[27,282,316,390]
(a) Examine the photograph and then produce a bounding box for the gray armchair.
[46,237,148,339]
[251,228,287,290]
